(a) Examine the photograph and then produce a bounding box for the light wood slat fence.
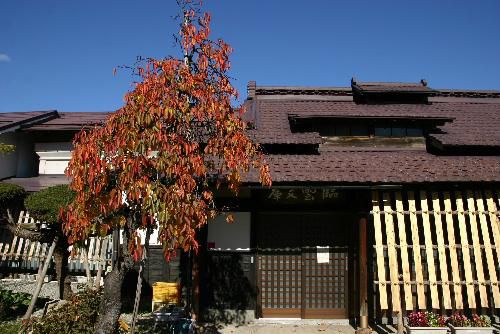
[0,212,112,273]
[372,189,500,314]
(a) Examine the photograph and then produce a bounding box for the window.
[374,127,423,137]
[290,117,427,138]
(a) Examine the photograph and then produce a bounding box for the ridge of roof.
[250,81,500,100]
[0,110,59,133]
[351,78,435,95]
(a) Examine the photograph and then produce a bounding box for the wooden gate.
[303,247,348,318]
[259,250,302,318]
[256,212,352,319]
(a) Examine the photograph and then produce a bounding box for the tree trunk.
[94,264,128,334]
[94,226,135,334]
[53,241,72,300]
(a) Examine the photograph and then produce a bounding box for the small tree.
[25,185,75,300]
[63,1,271,332]
[0,183,53,243]
[0,184,75,301]
[0,183,26,223]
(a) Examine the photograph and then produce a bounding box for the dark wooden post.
[192,225,207,321]
[358,217,369,331]
[192,249,200,320]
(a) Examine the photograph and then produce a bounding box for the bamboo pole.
[454,192,475,308]
[443,192,463,309]
[420,191,439,309]
[431,192,451,309]
[94,237,108,289]
[23,236,58,320]
[466,191,488,307]
[82,241,93,288]
[395,192,412,310]
[383,192,401,312]
[408,191,425,309]
[372,191,388,309]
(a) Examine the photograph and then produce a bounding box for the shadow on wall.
[203,252,255,326]
[121,269,153,313]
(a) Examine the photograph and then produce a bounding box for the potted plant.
[448,313,493,334]
[406,311,448,334]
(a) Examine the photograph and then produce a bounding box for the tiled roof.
[248,150,500,184]
[428,102,500,147]
[0,111,109,132]
[25,112,109,131]
[2,80,500,186]
[0,110,58,133]
[252,99,500,148]
[6,151,499,189]
[0,111,47,126]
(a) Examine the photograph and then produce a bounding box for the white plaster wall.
[131,212,252,249]
[36,142,72,175]
[137,228,160,246]
[207,212,251,250]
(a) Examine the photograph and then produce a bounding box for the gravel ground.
[121,314,357,334]
[2,279,359,334]
[0,278,60,300]
[202,323,356,334]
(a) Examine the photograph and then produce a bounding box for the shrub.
[470,314,491,327]
[448,313,491,327]
[0,320,22,334]
[0,288,47,321]
[448,313,469,327]
[407,311,446,327]
[0,183,26,211]
[22,288,101,334]
[24,185,75,224]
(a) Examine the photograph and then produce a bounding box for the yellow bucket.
[152,282,180,304]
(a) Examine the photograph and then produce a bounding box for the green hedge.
[24,185,75,224]
[0,183,26,211]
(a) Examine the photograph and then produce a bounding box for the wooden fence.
[371,189,500,313]
[0,212,112,273]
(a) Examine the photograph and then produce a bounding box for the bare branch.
[2,209,54,243]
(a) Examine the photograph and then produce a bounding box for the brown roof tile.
[0,110,58,132]
[26,112,110,131]
[252,99,500,148]
[7,151,499,189]
[248,151,500,184]
[0,111,110,132]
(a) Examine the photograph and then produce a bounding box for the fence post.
[23,236,58,320]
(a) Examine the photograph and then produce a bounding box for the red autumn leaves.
[63,1,271,259]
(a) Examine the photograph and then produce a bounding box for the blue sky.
[1,0,499,112]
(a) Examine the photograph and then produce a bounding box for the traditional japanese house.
[1,78,500,327]
[201,79,500,326]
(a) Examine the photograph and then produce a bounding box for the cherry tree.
[63,1,271,332]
